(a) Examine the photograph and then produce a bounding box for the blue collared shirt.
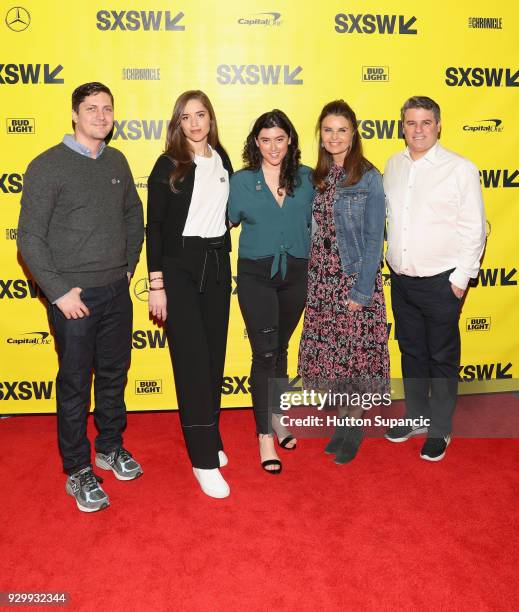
[62,134,106,159]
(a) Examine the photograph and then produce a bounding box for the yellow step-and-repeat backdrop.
[1,1,517,412]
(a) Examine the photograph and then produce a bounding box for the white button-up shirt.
[384,143,486,290]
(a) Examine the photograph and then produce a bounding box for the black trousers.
[390,269,461,437]
[237,255,308,434]
[163,238,231,469]
[48,276,132,474]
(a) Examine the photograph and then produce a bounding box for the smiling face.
[180,98,211,149]
[72,92,114,146]
[255,127,290,169]
[403,107,441,160]
[320,114,354,165]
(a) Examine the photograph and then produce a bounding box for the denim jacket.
[332,167,386,306]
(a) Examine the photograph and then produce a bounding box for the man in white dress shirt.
[383,96,486,461]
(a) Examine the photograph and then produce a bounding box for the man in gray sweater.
[18,82,144,512]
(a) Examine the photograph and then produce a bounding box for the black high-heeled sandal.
[261,459,282,474]
[271,413,297,450]
[258,433,282,474]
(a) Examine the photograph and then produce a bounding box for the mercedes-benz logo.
[134,278,149,302]
[5,6,30,31]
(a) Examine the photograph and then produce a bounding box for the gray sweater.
[18,143,144,302]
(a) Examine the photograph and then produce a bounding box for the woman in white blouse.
[146,91,234,499]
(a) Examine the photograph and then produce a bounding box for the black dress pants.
[237,255,308,434]
[48,276,132,474]
[390,269,461,437]
[163,239,231,469]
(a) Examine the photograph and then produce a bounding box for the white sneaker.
[218,450,228,467]
[192,467,230,499]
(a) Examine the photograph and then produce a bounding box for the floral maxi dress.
[298,164,390,391]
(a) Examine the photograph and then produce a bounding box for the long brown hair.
[313,100,373,192]
[164,90,220,190]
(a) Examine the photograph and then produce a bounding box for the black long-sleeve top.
[146,145,233,271]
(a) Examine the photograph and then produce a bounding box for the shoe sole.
[95,456,143,481]
[324,444,341,455]
[65,483,109,513]
[385,426,428,443]
[420,438,451,462]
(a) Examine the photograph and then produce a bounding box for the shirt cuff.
[448,269,471,291]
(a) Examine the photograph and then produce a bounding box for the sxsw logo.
[217,65,303,85]
[112,120,169,140]
[0,380,54,400]
[335,13,417,34]
[445,67,519,87]
[6,331,52,345]
[357,119,403,140]
[362,66,389,82]
[474,268,517,287]
[466,317,491,332]
[0,173,23,193]
[238,12,282,26]
[479,169,519,188]
[459,362,512,381]
[0,64,63,85]
[132,329,167,349]
[135,379,162,394]
[0,279,43,299]
[96,10,185,31]
[6,118,35,134]
[222,376,251,395]
[463,119,503,133]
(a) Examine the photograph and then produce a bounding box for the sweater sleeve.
[17,157,71,302]
[120,154,144,274]
[146,156,173,272]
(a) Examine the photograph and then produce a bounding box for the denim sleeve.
[348,170,386,306]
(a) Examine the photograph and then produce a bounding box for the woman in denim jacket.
[298,100,390,464]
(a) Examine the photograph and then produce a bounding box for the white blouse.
[182,146,229,238]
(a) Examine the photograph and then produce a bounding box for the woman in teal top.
[229,109,314,474]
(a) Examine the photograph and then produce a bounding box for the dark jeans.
[237,255,308,434]
[163,239,231,470]
[48,276,132,474]
[390,269,461,437]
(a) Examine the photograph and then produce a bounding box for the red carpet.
[1,404,518,611]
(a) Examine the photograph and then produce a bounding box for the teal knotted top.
[229,165,314,277]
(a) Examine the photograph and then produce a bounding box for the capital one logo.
[0,64,63,85]
[96,10,185,31]
[217,65,303,85]
[335,13,417,34]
